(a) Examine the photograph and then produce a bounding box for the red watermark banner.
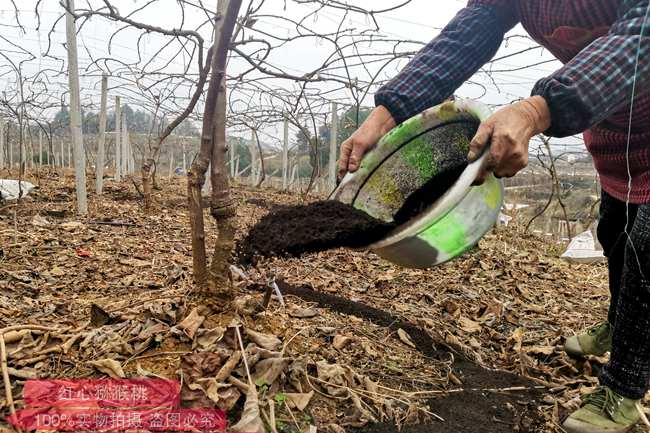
[24,379,181,408]
[8,379,261,433]
[8,408,227,432]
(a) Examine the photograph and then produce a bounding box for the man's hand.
[468,96,551,184]
[338,105,397,180]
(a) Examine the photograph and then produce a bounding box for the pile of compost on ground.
[236,200,396,265]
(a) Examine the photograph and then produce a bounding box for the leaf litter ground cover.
[1,168,644,432]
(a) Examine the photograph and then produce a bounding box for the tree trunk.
[188,0,242,289]
[65,0,88,214]
[209,74,236,297]
[96,74,108,194]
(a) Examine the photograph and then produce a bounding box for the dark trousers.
[598,191,650,400]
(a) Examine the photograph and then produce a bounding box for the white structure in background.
[561,230,605,264]
[0,180,35,201]
[65,0,87,214]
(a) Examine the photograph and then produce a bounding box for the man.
[338,2,650,432]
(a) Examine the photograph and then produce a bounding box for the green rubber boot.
[565,321,613,358]
[563,386,640,433]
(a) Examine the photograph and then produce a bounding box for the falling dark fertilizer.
[235,200,396,265]
[235,158,467,265]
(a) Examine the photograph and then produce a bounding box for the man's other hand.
[468,96,551,184]
[337,105,396,180]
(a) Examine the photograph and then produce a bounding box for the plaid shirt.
[376,0,650,203]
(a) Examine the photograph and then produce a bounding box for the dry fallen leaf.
[176,307,205,339]
[245,328,281,351]
[509,327,526,352]
[60,221,84,231]
[230,387,266,433]
[397,329,416,348]
[458,317,482,334]
[50,266,66,277]
[31,215,50,227]
[286,391,314,411]
[252,357,292,386]
[87,359,125,378]
[194,327,225,350]
[288,306,319,318]
[119,258,150,267]
[333,335,353,350]
[527,345,555,356]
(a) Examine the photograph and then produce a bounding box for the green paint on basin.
[401,136,437,180]
[483,176,501,209]
[419,213,467,255]
[362,171,403,211]
[383,116,424,147]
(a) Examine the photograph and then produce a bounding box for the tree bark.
[188,0,242,289]
[208,74,236,296]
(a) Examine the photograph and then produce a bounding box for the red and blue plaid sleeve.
[375,2,518,124]
[532,0,650,137]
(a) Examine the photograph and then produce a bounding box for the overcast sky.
[0,0,586,155]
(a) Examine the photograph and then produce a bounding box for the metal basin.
[332,100,503,268]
